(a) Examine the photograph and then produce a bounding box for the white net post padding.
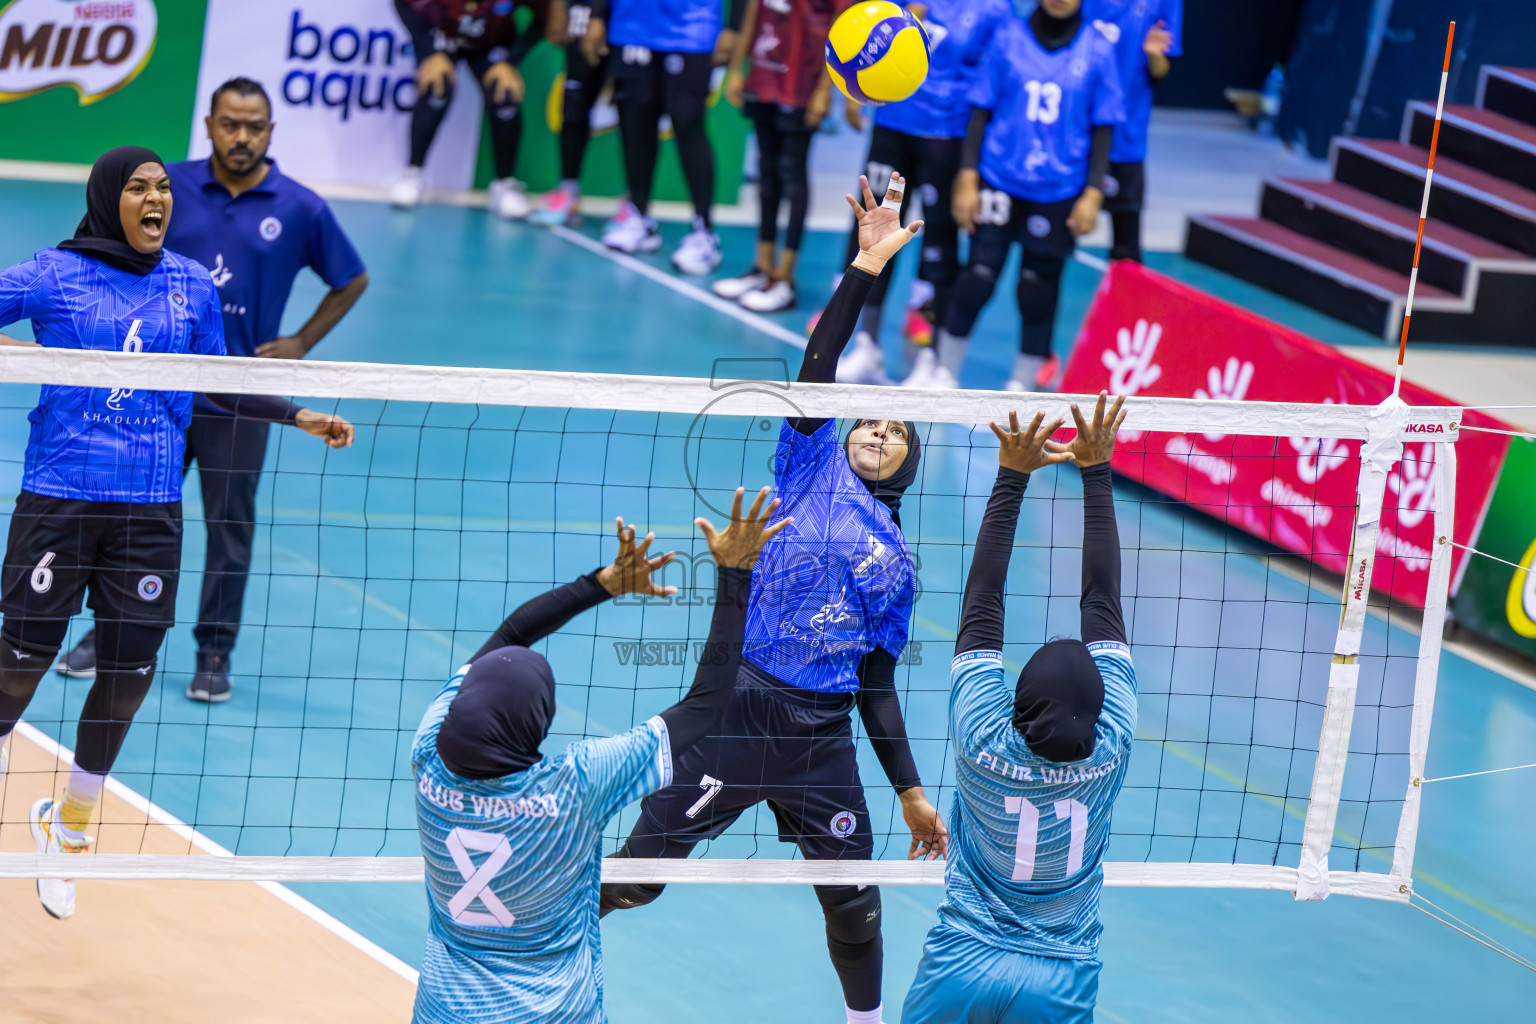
[1389,441,1458,892]
[0,350,1466,893]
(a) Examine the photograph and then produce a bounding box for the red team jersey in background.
[744,0,851,108]
[403,0,544,53]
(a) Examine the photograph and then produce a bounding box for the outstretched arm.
[789,174,923,434]
[956,411,1074,655]
[469,517,678,662]
[856,649,947,860]
[659,487,790,751]
[1059,393,1128,645]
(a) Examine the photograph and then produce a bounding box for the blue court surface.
[2,179,1533,1021]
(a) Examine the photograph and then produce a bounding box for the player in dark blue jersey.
[56,78,369,703]
[923,0,1123,392]
[585,0,743,273]
[903,393,1136,1024]
[833,0,1013,386]
[0,146,353,920]
[413,491,786,1024]
[600,175,947,1024]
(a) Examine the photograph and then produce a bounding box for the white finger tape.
[881,176,905,210]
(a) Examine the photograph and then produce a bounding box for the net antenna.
[1392,21,1456,398]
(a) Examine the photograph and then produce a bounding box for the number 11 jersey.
[940,644,1137,960]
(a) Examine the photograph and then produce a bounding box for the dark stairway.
[1185,66,1536,345]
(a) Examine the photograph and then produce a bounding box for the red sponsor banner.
[1062,261,1511,607]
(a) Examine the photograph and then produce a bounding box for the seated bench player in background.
[600,174,947,1024]
[0,146,353,920]
[391,0,548,219]
[903,392,1137,1024]
[1083,0,1181,263]
[917,0,1124,392]
[410,490,788,1023]
[55,76,368,703]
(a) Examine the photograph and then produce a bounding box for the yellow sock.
[59,767,104,845]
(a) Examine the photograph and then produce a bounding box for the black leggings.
[410,50,524,180]
[0,618,165,775]
[747,102,815,254]
[613,48,714,222]
[559,40,609,180]
[840,127,962,338]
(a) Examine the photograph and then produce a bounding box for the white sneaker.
[671,218,722,275]
[902,347,938,388]
[602,202,662,254]
[739,279,796,312]
[30,798,89,920]
[389,167,425,209]
[0,734,9,778]
[530,181,581,226]
[1004,379,1029,392]
[711,268,771,300]
[928,364,959,389]
[488,178,531,220]
[837,331,893,385]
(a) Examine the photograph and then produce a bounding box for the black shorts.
[632,664,874,861]
[972,179,1078,263]
[0,490,182,633]
[609,46,713,106]
[1103,160,1145,216]
[743,99,815,136]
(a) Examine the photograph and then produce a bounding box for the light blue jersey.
[1084,0,1183,162]
[412,671,673,1024]
[742,418,915,693]
[939,642,1136,959]
[967,17,1125,202]
[875,0,1013,140]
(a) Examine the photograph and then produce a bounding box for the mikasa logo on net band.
[0,0,158,105]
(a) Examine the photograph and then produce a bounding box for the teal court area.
[1,179,1532,1021]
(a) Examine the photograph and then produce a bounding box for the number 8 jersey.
[967,17,1124,204]
[940,643,1136,959]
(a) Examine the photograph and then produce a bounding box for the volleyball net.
[0,347,1459,901]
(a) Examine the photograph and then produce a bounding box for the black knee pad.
[488,98,520,122]
[1017,253,1065,324]
[945,265,1000,336]
[599,881,666,914]
[0,631,56,699]
[816,884,882,947]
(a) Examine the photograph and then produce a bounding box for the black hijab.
[436,646,555,778]
[1013,639,1105,763]
[844,419,922,529]
[58,145,167,276]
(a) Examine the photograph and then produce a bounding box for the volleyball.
[825,1,932,106]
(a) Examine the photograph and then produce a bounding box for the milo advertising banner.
[0,0,207,161]
[1452,437,1536,659]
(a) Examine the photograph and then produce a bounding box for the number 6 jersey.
[940,643,1137,959]
[411,669,673,1024]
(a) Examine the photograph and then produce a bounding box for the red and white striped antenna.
[1393,21,1457,398]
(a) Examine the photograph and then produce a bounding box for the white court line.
[12,721,420,985]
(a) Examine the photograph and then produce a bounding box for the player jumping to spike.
[601,174,947,1024]
[0,146,353,920]
[411,489,788,1024]
[902,392,1135,1024]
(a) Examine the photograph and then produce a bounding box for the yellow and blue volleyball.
[825,1,931,107]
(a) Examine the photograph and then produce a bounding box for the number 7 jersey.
[940,644,1137,959]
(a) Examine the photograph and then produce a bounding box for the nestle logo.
[1405,423,1446,434]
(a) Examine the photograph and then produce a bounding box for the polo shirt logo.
[259,217,282,241]
[209,254,232,287]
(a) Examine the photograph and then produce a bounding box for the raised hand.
[848,173,923,262]
[990,410,1074,476]
[295,409,355,449]
[695,486,791,570]
[1062,390,1127,468]
[597,517,679,598]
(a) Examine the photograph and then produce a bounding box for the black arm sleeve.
[956,467,1030,655]
[1079,462,1126,645]
[394,0,441,58]
[960,106,992,172]
[586,0,610,20]
[787,266,877,435]
[855,647,922,793]
[470,569,610,662]
[202,393,302,424]
[658,568,752,752]
[1086,123,1113,193]
[726,0,748,31]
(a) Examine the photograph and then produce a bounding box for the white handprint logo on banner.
[1287,399,1350,484]
[1193,357,1255,442]
[1101,320,1163,441]
[1387,444,1436,528]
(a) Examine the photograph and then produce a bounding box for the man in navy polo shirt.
[56,77,369,702]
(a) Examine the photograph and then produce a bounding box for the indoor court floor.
[0,179,1532,1021]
